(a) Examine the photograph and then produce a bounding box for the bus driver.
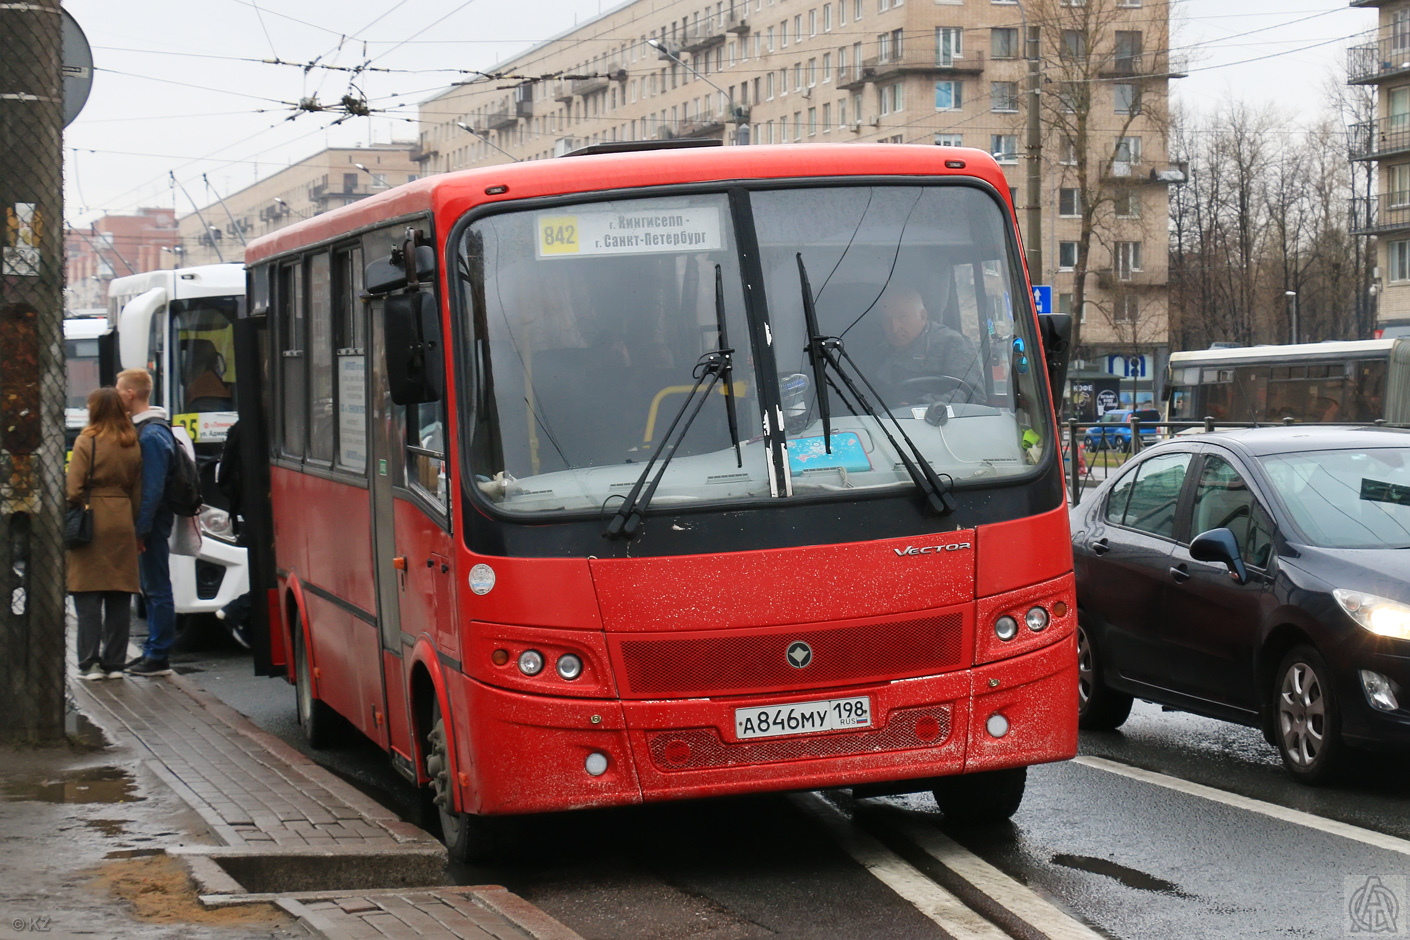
[871,288,984,408]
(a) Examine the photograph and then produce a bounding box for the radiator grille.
[647,704,953,771]
[618,612,964,696]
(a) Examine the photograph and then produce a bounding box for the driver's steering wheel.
[890,374,983,407]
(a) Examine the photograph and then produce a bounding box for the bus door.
[366,295,455,770]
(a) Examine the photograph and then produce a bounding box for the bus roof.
[106,263,244,313]
[1168,339,1397,369]
[63,317,109,341]
[244,143,1015,266]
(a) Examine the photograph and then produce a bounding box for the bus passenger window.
[408,401,447,505]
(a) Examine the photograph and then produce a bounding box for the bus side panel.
[302,591,363,729]
[384,649,410,762]
[301,478,376,624]
[270,466,309,586]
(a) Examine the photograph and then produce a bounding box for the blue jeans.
[139,518,175,662]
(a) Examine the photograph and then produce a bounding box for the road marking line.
[1075,755,1410,858]
[791,792,1010,940]
[884,814,1105,940]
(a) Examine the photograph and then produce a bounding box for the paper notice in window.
[536,207,723,259]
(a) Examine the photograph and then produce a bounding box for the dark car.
[1071,426,1410,783]
[1083,409,1161,452]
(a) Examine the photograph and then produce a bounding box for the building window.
[808,107,817,135]
[936,27,961,66]
[1390,239,1410,282]
[1061,137,1078,165]
[1391,164,1410,207]
[1114,83,1140,115]
[824,4,833,31]
[1061,29,1087,60]
[1114,30,1143,73]
[1114,135,1142,172]
[822,102,832,131]
[991,27,1018,60]
[1058,241,1079,271]
[1059,81,1086,113]
[935,81,962,111]
[935,133,963,147]
[1113,293,1138,323]
[991,81,1018,112]
[991,134,1018,163]
[1115,241,1142,279]
[1059,188,1081,217]
[1115,190,1141,219]
[1058,292,1074,316]
[880,82,904,114]
[823,52,832,81]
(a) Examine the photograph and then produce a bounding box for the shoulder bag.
[65,437,95,548]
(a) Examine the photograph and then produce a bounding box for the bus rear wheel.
[425,699,510,865]
[932,766,1026,824]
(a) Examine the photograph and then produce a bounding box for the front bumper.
[450,634,1077,816]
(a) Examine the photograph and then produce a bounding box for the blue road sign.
[1032,285,1052,314]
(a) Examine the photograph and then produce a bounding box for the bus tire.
[931,766,1026,824]
[426,698,510,865]
[292,610,335,748]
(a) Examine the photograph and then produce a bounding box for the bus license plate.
[735,696,872,740]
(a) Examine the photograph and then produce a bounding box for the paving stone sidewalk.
[73,673,583,940]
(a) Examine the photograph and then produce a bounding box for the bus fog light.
[995,616,1018,641]
[517,650,544,676]
[1361,670,1399,712]
[986,713,1010,738]
[1026,607,1049,632]
[556,654,583,680]
[584,752,609,776]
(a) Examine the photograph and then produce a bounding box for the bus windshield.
[170,296,240,420]
[458,184,1047,516]
[65,334,101,411]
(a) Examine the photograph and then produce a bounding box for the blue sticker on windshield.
[788,432,872,474]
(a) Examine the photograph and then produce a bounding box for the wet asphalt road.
[182,645,1410,940]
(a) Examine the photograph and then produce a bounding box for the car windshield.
[1259,446,1410,549]
[458,184,1047,516]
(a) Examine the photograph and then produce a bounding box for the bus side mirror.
[1038,313,1073,405]
[384,291,443,405]
[366,245,438,295]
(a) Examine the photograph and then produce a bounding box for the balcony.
[870,48,987,80]
[1349,118,1410,161]
[725,13,749,34]
[515,97,534,119]
[1097,52,1189,79]
[1100,161,1184,184]
[485,107,517,131]
[1348,34,1410,84]
[682,18,726,53]
[1095,268,1162,290]
[571,73,610,96]
[678,107,727,138]
[1351,193,1410,236]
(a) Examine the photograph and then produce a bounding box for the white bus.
[107,264,249,621]
[1165,339,1410,426]
[64,315,109,454]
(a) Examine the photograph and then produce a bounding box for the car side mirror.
[383,291,443,405]
[1190,527,1248,585]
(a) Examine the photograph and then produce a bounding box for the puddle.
[64,709,108,749]
[85,818,130,837]
[1051,853,1196,899]
[0,766,144,804]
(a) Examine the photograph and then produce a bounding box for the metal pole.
[0,0,68,742]
[170,172,224,263]
[1285,290,1298,344]
[204,174,248,248]
[1025,23,1043,282]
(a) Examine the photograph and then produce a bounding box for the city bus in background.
[64,314,110,458]
[236,141,1078,862]
[1165,339,1410,426]
[107,264,249,628]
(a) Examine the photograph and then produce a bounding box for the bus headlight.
[517,649,545,676]
[556,654,583,680]
[1025,606,1049,632]
[197,505,236,543]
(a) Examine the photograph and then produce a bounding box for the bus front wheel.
[425,699,510,865]
[931,766,1026,824]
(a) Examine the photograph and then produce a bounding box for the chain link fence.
[0,0,72,742]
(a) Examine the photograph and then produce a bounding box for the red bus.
[236,141,1078,861]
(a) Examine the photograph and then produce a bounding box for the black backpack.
[148,418,203,517]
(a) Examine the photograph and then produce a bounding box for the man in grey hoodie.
[117,368,176,677]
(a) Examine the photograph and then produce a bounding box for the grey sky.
[60,0,1376,228]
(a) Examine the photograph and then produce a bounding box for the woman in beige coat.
[67,387,143,680]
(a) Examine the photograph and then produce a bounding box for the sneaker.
[104,669,126,679]
[80,663,104,681]
[124,654,146,669]
[126,658,172,677]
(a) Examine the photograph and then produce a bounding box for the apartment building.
[417,0,1180,403]
[176,145,421,267]
[64,208,179,310]
[1350,0,1410,335]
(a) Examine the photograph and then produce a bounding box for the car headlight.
[1334,589,1410,640]
[197,504,236,543]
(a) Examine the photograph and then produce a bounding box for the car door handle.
[1090,539,1109,555]
[1169,564,1190,583]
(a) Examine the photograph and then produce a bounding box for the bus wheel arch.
[286,581,335,748]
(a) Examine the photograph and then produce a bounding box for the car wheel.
[293,611,336,749]
[426,698,512,864]
[1077,621,1133,730]
[932,766,1026,824]
[1273,645,1344,784]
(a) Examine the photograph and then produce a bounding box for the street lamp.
[645,38,749,145]
[161,245,185,270]
[455,121,521,163]
[1285,290,1299,345]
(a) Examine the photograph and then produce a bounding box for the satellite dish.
[62,10,94,128]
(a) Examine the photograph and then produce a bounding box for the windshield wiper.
[605,265,741,540]
[795,253,956,515]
